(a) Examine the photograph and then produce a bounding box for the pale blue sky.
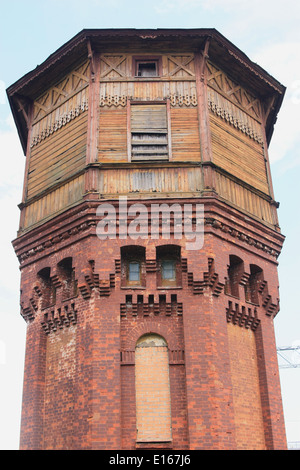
[0,0,299,450]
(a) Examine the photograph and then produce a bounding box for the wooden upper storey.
[7,29,285,233]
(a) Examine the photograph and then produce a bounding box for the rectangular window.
[136,61,158,77]
[130,103,169,162]
[162,260,176,281]
[128,261,140,282]
[133,56,162,77]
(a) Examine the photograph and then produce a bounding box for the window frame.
[132,56,162,78]
[127,260,141,284]
[156,245,181,288]
[121,246,146,288]
[161,259,177,283]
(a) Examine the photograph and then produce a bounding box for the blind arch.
[135,334,172,442]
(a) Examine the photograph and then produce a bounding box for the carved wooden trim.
[30,101,88,147]
[208,92,263,144]
[206,60,262,120]
[99,94,197,107]
[33,61,90,122]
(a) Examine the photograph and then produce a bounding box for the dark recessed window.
[133,56,161,78]
[156,245,181,287]
[136,61,158,77]
[121,246,146,287]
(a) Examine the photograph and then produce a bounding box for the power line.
[277,346,300,369]
[288,441,300,450]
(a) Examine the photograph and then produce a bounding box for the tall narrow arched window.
[37,267,55,309]
[135,334,172,443]
[245,264,264,304]
[156,245,181,287]
[57,257,77,300]
[225,255,244,298]
[121,246,146,287]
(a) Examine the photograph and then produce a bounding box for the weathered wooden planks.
[22,175,85,230]
[215,171,275,225]
[210,112,269,195]
[98,166,202,196]
[98,107,128,162]
[27,111,88,199]
[170,107,200,162]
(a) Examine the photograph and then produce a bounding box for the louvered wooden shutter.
[131,104,168,161]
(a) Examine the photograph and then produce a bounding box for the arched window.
[245,265,264,304]
[37,267,55,309]
[121,246,145,287]
[156,245,181,287]
[135,334,172,443]
[225,255,244,298]
[57,258,77,300]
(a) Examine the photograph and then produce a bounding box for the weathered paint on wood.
[209,112,269,195]
[98,107,128,162]
[19,51,277,232]
[22,175,85,230]
[170,107,201,162]
[28,111,88,199]
[98,166,202,197]
[215,171,275,225]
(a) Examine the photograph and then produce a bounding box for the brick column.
[256,313,287,450]
[19,321,46,450]
[89,295,122,449]
[183,290,235,449]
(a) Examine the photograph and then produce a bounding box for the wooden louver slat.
[131,104,169,161]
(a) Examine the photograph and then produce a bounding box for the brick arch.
[124,319,179,351]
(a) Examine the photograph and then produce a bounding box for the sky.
[0,0,299,450]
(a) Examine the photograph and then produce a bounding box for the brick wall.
[16,199,287,450]
[227,323,266,449]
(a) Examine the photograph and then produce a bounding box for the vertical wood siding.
[215,171,275,225]
[22,175,84,230]
[98,166,202,196]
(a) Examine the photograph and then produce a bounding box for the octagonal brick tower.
[7,29,287,450]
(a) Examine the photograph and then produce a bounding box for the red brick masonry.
[13,197,287,450]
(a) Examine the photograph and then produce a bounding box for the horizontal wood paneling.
[27,111,88,199]
[131,104,168,161]
[98,107,128,162]
[215,171,275,225]
[170,107,200,161]
[210,112,269,195]
[131,104,167,131]
[22,175,84,230]
[98,105,201,163]
[98,166,202,196]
